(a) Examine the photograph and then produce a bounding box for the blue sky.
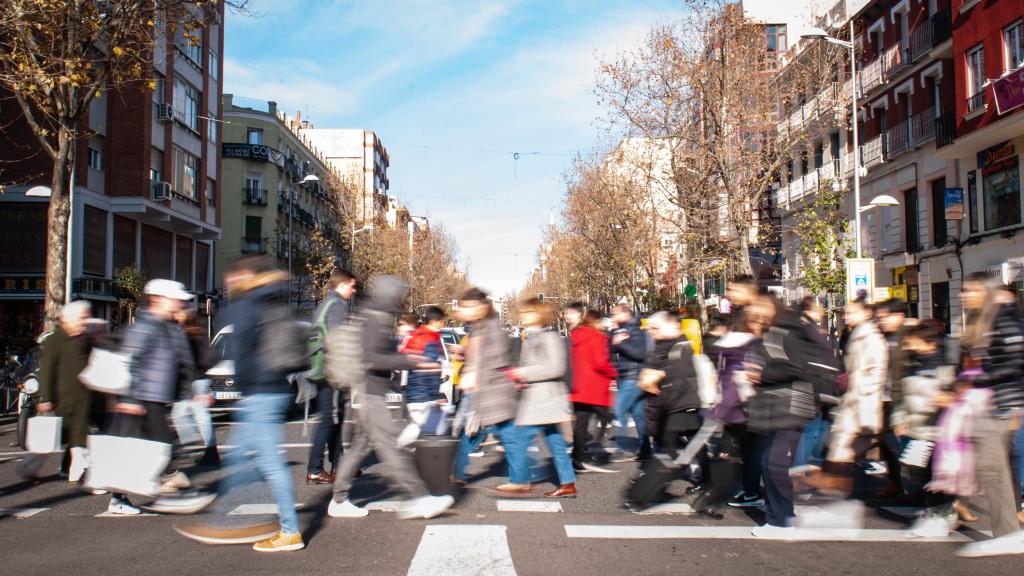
[224,0,684,295]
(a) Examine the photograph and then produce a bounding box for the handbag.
[79,348,131,396]
[170,400,202,445]
[26,415,63,453]
[85,417,171,497]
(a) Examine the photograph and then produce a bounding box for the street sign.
[944,187,964,220]
[845,258,876,303]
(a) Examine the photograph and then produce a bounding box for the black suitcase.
[414,436,459,496]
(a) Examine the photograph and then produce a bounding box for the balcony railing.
[860,57,883,94]
[844,151,855,177]
[935,111,956,148]
[932,8,951,46]
[885,42,909,79]
[803,168,819,193]
[242,237,266,254]
[243,187,268,206]
[967,91,986,113]
[886,119,911,158]
[910,21,932,62]
[910,107,936,145]
[789,177,805,201]
[861,135,885,168]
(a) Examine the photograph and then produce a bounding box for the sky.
[224,0,685,295]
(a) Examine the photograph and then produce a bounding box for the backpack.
[324,314,368,391]
[305,299,336,382]
[258,302,309,374]
[667,341,720,409]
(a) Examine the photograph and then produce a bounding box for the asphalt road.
[0,411,1019,575]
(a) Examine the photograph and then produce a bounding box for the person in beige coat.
[812,296,888,494]
[509,298,576,498]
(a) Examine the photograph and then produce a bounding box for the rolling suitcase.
[414,436,459,496]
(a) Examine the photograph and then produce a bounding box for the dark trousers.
[763,429,801,526]
[308,387,345,474]
[572,403,612,464]
[879,402,902,484]
[659,411,705,483]
[696,424,747,510]
[742,427,765,497]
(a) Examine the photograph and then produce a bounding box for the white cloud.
[222,57,359,119]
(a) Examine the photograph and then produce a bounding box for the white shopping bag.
[79,348,131,396]
[171,400,202,445]
[26,416,63,453]
[85,435,171,497]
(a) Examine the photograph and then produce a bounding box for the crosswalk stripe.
[496,500,562,513]
[0,508,48,519]
[95,511,158,518]
[407,525,516,576]
[564,525,974,543]
[365,500,405,512]
[630,503,694,515]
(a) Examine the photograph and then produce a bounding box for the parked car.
[207,322,310,410]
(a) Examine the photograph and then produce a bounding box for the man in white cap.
[106,279,197,515]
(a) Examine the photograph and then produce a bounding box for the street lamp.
[286,173,320,308]
[351,223,372,255]
[802,23,865,257]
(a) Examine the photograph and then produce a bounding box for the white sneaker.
[327,499,368,518]
[908,514,952,538]
[107,497,141,516]
[399,495,455,520]
[750,524,798,540]
[957,531,1024,557]
[862,461,887,476]
[146,492,217,515]
[160,470,192,493]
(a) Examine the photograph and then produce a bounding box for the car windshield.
[211,331,232,360]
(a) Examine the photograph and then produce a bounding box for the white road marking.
[365,500,405,512]
[95,511,159,518]
[564,525,975,543]
[227,503,304,515]
[407,525,516,576]
[496,500,562,513]
[630,503,695,515]
[0,508,48,519]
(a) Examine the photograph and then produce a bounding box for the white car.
[207,322,310,407]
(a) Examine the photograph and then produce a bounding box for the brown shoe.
[306,472,333,485]
[953,500,978,522]
[488,483,539,498]
[174,521,280,545]
[544,483,577,498]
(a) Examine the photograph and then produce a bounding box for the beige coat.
[515,329,571,426]
[829,321,888,462]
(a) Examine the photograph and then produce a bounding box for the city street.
[0,413,1018,575]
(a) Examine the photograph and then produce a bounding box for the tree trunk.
[736,225,754,277]
[43,126,75,329]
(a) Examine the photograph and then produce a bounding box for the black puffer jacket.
[648,337,701,415]
[973,303,1024,410]
[361,276,420,398]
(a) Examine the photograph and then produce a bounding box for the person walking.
[37,300,97,485]
[174,307,219,466]
[509,298,577,498]
[176,257,306,551]
[609,304,650,462]
[326,276,454,520]
[305,270,357,485]
[569,311,617,471]
[109,279,197,514]
[400,306,448,435]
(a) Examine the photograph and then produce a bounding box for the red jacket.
[569,326,618,407]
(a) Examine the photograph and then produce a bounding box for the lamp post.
[350,222,373,259]
[287,173,319,308]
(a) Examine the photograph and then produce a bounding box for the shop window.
[140,225,172,280]
[82,206,107,277]
[967,171,978,234]
[980,142,1021,230]
[113,216,136,272]
[931,177,947,248]
[904,188,919,252]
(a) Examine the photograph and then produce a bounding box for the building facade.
[219,95,346,316]
[0,3,225,355]
[300,128,391,225]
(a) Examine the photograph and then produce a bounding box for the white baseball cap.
[144,279,194,301]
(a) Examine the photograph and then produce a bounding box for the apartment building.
[0,3,224,353]
[218,95,345,314]
[300,129,391,226]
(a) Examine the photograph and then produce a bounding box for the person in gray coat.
[509,298,576,498]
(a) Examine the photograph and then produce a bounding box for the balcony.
[932,8,952,47]
[884,42,909,79]
[844,151,856,178]
[967,91,986,113]
[860,57,883,94]
[910,21,932,62]
[861,135,885,168]
[910,107,936,145]
[886,119,911,158]
[802,168,819,194]
[243,187,268,206]
[789,177,805,201]
[935,111,956,148]
[242,237,266,254]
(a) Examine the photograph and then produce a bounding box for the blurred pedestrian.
[508,298,576,498]
[37,300,96,484]
[872,298,910,498]
[305,270,356,485]
[569,311,617,471]
[609,304,651,462]
[175,307,219,466]
[793,296,841,470]
[327,276,454,520]
[176,257,306,551]
[400,305,448,434]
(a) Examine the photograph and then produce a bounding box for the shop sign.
[944,188,964,220]
[845,258,876,303]
[222,143,285,166]
[0,203,47,274]
[0,276,45,295]
[908,285,919,303]
[993,66,1024,115]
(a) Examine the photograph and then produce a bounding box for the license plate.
[214,391,242,400]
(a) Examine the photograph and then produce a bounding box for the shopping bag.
[79,348,131,396]
[171,400,202,445]
[26,416,62,453]
[85,434,171,496]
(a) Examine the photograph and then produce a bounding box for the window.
[1005,21,1024,72]
[113,215,136,272]
[195,242,210,292]
[247,128,263,145]
[82,206,107,276]
[967,44,986,111]
[766,25,787,54]
[209,51,219,80]
[173,147,199,198]
[981,143,1021,230]
[141,225,172,280]
[179,32,202,66]
[206,178,216,207]
[931,177,947,248]
[813,141,824,169]
[905,188,919,252]
[207,117,217,143]
[88,147,102,170]
[968,170,978,233]
[173,77,201,132]
[153,74,165,104]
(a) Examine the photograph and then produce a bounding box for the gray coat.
[515,329,571,426]
[122,310,194,404]
[464,316,515,427]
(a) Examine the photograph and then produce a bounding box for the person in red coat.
[569,310,618,470]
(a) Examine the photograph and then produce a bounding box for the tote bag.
[79,348,131,396]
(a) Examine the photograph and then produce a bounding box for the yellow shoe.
[252,531,304,553]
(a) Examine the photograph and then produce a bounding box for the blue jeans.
[518,424,576,485]
[216,393,299,535]
[794,414,829,467]
[454,419,529,484]
[1014,420,1024,501]
[307,387,344,474]
[615,379,646,452]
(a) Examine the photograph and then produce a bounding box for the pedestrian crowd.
[21,256,1024,557]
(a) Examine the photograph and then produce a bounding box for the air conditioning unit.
[156,103,173,122]
[152,181,172,201]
